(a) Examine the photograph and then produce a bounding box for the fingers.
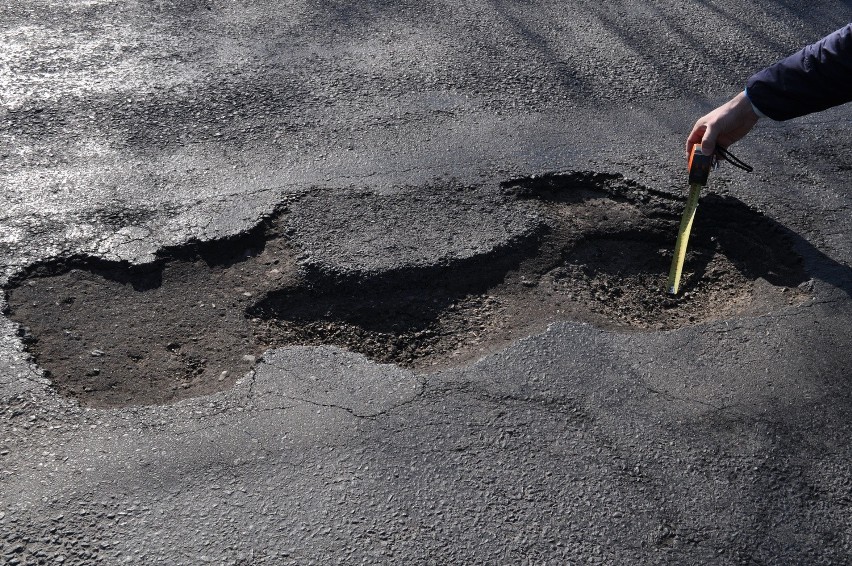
[686,118,720,160]
[685,92,760,161]
[700,122,718,156]
[685,123,706,156]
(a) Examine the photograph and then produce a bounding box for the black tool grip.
[688,147,714,186]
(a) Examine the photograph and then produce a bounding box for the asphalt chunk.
[4,173,809,407]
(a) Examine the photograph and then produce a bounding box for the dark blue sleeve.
[745,23,852,121]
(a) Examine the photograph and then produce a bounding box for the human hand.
[686,91,760,157]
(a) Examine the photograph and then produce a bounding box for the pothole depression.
[4,172,810,407]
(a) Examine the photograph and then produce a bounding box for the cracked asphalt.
[2,1,852,564]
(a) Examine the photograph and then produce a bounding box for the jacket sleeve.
[745,23,852,121]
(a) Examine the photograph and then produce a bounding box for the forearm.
[746,23,852,121]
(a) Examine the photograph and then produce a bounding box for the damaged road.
[2,1,852,564]
[6,173,811,407]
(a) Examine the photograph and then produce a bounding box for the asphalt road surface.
[2,1,851,564]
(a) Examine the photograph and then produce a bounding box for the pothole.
[3,172,809,407]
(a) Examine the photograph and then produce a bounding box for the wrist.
[741,89,765,119]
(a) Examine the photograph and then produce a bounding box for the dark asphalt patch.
[4,173,808,407]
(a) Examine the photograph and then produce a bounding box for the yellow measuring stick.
[666,146,714,296]
[666,182,701,295]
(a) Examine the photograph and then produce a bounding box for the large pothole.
[4,172,809,406]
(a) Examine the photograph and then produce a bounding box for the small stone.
[242,355,256,363]
[90,350,104,357]
[218,371,229,381]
